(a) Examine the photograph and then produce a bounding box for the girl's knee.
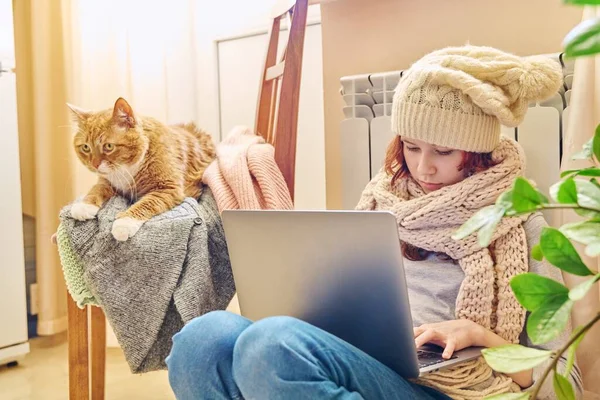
[232,316,308,374]
[167,311,250,399]
[167,311,249,372]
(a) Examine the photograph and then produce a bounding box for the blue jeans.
[166,311,451,400]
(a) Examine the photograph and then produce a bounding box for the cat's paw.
[111,217,144,242]
[71,202,100,221]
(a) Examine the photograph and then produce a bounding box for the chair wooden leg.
[67,292,90,400]
[90,306,106,400]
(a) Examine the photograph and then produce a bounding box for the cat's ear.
[66,103,91,123]
[112,97,136,129]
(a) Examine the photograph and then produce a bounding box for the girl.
[166,46,583,399]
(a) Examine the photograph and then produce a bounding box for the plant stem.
[541,204,581,210]
[529,312,600,399]
[507,203,599,217]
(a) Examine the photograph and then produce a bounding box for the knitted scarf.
[355,137,529,399]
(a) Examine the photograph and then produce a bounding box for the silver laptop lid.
[221,209,422,378]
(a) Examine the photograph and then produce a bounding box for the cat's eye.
[80,144,91,153]
[103,143,115,152]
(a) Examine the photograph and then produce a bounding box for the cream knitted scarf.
[355,137,529,399]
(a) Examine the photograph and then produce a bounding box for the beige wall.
[320,0,582,209]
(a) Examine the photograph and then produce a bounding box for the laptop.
[221,210,482,378]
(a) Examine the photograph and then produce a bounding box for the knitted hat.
[391,45,563,152]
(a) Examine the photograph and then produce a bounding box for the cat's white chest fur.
[100,162,141,197]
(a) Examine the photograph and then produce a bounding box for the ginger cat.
[68,97,216,241]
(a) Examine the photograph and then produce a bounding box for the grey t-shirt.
[404,213,584,399]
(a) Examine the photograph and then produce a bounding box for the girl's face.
[402,138,466,193]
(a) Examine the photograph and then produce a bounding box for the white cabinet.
[0,0,30,365]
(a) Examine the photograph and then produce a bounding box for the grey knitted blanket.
[58,188,235,373]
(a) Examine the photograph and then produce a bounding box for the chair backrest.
[255,0,308,201]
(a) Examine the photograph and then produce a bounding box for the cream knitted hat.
[391,45,563,152]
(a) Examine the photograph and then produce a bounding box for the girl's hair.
[384,136,496,262]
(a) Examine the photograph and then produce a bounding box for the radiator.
[339,53,574,227]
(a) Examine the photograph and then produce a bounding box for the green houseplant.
[453,1,600,399]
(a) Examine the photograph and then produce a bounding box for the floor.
[0,333,175,400]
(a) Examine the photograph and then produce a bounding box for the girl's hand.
[414,320,534,388]
[413,319,486,359]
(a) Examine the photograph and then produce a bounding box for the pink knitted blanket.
[202,126,293,212]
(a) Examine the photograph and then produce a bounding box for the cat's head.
[68,97,149,175]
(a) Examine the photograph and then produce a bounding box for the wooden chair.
[67,299,105,400]
[255,0,308,200]
[66,0,308,398]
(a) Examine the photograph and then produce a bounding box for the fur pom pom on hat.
[391,45,564,152]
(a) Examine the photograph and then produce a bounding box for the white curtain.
[68,0,203,193]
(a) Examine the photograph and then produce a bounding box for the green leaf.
[561,169,579,178]
[484,393,530,400]
[564,0,600,4]
[477,207,505,247]
[594,124,600,162]
[496,190,514,210]
[551,177,600,218]
[561,167,600,178]
[562,220,600,257]
[578,167,600,176]
[496,190,520,217]
[554,373,576,400]
[452,205,499,241]
[566,326,586,376]
[539,227,594,276]
[527,295,574,344]
[564,18,600,58]
[550,178,578,204]
[510,273,569,311]
[574,207,600,219]
[572,138,594,160]
[561,220,600,245]
[585,240,600,257]
[531,243,544,261]
[481,344,552,373]
[569,273,600,301]
[511,177,548,213]
[574,179,600,211]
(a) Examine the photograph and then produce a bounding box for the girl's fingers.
[413,326,426,338]
[443,338,456,359]
[415,329,440,349]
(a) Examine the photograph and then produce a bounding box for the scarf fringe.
[414,358,521,400]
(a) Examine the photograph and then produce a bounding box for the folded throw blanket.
[57,188,235,373]
[202,125,293,212]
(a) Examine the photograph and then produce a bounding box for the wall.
[320,0,583,209]
[193,0,322,140]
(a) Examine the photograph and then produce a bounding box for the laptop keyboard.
[417,349,457,368]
